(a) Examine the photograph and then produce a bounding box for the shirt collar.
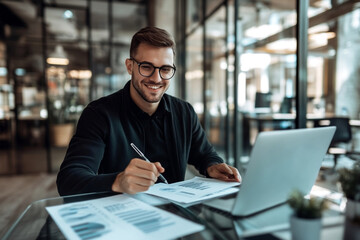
[124,80,171,118]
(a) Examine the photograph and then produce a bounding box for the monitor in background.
[255,92,272,108]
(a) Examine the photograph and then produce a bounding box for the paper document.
[46,194,204,240]
[145,177,241,204]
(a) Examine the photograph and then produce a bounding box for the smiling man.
[56,27,241,196]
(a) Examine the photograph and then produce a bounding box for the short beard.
[131,76,162,103]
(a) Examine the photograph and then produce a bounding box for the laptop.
[204,126,336,216]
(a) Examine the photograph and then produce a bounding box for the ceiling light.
[308,32,336,49]
[47,58,69,65]
[185,70,204,80]
[266,38,297,52]
[47,45,69,66]
[220,60,227,70]
[0,67,7,76]
[309,32,336,41]
[312,0,331,9]
[15,68,26,76]
[240,53,271,71]
[69,70,92,79]
[245,24,282,40]
[63,10,73,20]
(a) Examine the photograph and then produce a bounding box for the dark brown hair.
[130,26,176,58]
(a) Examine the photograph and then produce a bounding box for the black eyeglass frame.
[130,57,176,80]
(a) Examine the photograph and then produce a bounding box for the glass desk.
[3,191,345,240]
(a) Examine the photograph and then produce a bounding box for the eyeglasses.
[130,57,176,80]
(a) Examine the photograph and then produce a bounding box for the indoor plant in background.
[47,67,76,147]
[338,162,360,240]
[49,92,76,147]
[287,190,328,240]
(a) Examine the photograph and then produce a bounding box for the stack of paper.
[145,177,241,205]
[47,194,204,240]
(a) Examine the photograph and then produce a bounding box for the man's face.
[126,43,174,105]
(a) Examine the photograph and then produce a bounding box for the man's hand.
[207,163,241,182]
[112,158,165,194]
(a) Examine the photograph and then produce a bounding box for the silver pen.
[130,143,169,184]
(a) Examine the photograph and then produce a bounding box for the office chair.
[314,117,360,169]
[279,97,293,113]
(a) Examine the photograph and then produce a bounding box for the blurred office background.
[0,0,360,176]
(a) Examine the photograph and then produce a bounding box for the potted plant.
[47,67,76,147]
[287,189,328,240]
[48,93,76,147]
[338,162,360,240]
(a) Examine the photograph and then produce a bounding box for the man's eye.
[161,67,172,73]
[141,65,153,70]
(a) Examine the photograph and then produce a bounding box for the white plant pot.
[343,199,360,240]
[290,215,322,240]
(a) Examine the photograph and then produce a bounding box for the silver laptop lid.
[232,126,336,216]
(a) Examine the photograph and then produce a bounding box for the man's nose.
[151,68,162,82]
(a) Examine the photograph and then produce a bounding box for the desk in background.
[241,112,360,155]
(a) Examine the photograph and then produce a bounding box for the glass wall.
[307,0,360,155]
[205,6,227,159]
[91,1,146,98]
[185,27,204,123]
[305,1,360,119]
[185,1,230,160]
[0,0,147,174]
[0,39,15,174]
[4,0,48,173]
[180,0,299,167]
[178,0,360,169]
[237,0,297,160]
[2,0,360,174]
[186,0,203,34]
[90,1,146,99]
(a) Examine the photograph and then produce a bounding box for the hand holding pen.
[130,143,169,184]
[111,144,167,194]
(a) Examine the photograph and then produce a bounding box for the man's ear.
[125,58,133,75]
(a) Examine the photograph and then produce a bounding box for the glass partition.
[333,9,360,119]
[0,40,15,174]
[180,0,360,166]
[6,3,49,173]
[186,0,203,33]
[90,1,109,43]
[206,0,224,16]
[236,1,297,156]
[205,6,227,159]
[112,2,146,44]
[91,1,146,99]
[305,1,360,119]
[0,0,148,174]
[307,1,360,155]
[44,4,89,171]
[185,27,204,124]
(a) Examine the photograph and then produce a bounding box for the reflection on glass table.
[3,192,216,240]
[3,191,344,240]
[199,196,344,240]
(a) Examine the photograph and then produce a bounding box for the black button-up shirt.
[57,81,224,196]
[129,93,174,182]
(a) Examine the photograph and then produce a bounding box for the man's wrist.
[205,162,220,177]
[111,172,124,192]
